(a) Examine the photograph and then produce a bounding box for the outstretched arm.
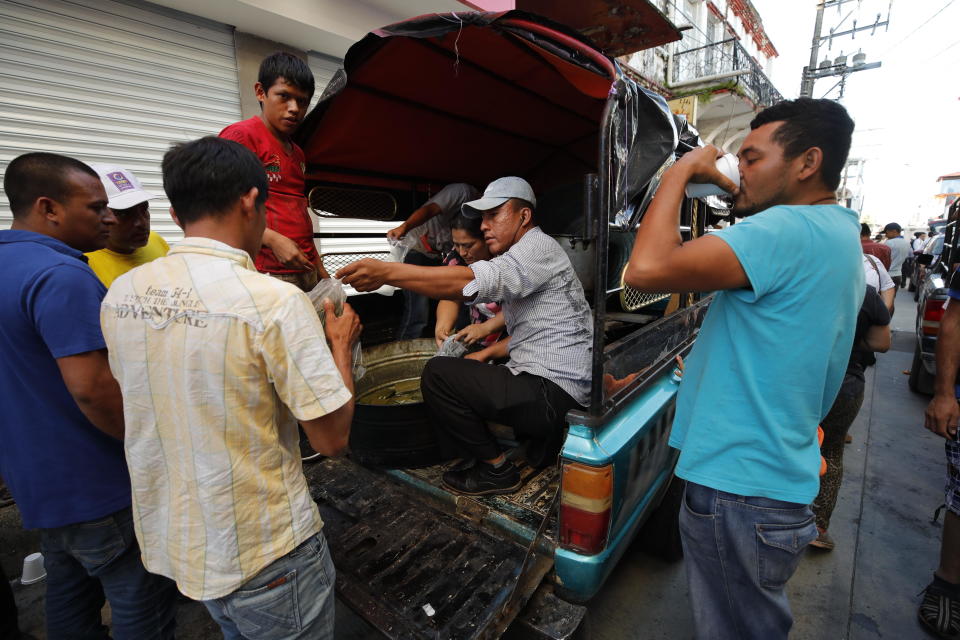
[387,202,442,240]
[337,259,475,301]
[435,300,460,346]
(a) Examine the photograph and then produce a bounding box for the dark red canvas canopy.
[297,11,622,196]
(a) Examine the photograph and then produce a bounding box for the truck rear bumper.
[513,583,588,640]
[920,338,938,376]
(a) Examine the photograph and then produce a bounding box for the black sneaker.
[442,461,521,496]
[447,458,476,473]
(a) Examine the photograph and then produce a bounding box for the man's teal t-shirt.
[670,204,864,504]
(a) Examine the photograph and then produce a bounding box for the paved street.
[2,288,944,639]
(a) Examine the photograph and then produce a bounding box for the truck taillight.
[923,299,946,336]
[559,462,612,555]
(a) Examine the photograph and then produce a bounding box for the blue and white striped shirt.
[463,227,593,405]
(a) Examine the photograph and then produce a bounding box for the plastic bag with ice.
[306,277,366,380]
[435,335,468,359]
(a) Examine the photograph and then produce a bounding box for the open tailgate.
[304,458,553,639]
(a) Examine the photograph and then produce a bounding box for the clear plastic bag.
[306,278,366,380]
[387,234,419,263]
[307,278,344,323]
[435,335,468,359]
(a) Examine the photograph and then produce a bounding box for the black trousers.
[420,357,581,468]
[1,562,20,639]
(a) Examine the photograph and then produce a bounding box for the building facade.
[622,0,783,153]
[936,172,960,219]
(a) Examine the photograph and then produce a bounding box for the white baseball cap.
[462,176,537,217]
[88,163,157,210]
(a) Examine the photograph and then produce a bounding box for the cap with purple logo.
[88,163,157,210]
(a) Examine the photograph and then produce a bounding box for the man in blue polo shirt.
[0,153,175,639]
[625,98,861,639]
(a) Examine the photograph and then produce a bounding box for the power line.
[882,0,955,55]
[921,38,960,62]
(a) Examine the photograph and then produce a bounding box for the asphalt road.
[3,288,942,639]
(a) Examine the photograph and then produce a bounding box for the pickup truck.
[293,10,715,638]
[911,203,958,394]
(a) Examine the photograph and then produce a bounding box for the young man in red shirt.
[221,52,329,289]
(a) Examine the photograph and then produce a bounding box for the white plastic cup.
[685,153,740,199]
[20,551,46,585]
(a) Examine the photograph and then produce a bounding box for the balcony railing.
[671,38,783,108]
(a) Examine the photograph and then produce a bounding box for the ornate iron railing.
[670,38,783,108]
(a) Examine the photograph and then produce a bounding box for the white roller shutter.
[307,50,342,110]
[0,0,242,240]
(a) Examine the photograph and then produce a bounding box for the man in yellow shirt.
[85,164,169,287]
[101,137,359,638]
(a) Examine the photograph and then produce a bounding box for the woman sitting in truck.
[434,213,505,349]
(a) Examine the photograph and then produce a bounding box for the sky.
[750,0,960,228]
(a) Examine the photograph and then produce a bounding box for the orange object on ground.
[818,425,827,476]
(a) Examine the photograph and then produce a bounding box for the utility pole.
[800,2,825,98]
[799,0,891,99]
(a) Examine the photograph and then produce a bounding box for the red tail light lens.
[559,462,612,555]
[923,299,946,336]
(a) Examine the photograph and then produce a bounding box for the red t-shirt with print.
[219,116,318,274]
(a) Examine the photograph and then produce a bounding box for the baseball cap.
[88,163,157,210]
[462,177,536,217]
[883,222,902,232]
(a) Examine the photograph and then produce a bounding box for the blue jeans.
[679,481,817,640]
[40,506,177,640]
[202,532,336,640]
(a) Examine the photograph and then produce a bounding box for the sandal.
[809,527,835,551]
[919,578,960,639]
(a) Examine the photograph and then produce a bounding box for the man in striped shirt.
[101,137,360,639]
[339,177,592,495]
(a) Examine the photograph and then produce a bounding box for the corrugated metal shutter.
[308,51,342,111]
[0,0,241,240]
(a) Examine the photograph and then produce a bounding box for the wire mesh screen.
[320,252,390,275]
[619,264,671,311]
[621,287,671,311]
[308,186,398,220]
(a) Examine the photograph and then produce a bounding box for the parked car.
[911,205,958,393]
[913,234,944,302]
[290,10,718,638]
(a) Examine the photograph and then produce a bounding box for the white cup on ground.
[685,153,740,199]
[20,551,46,585]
